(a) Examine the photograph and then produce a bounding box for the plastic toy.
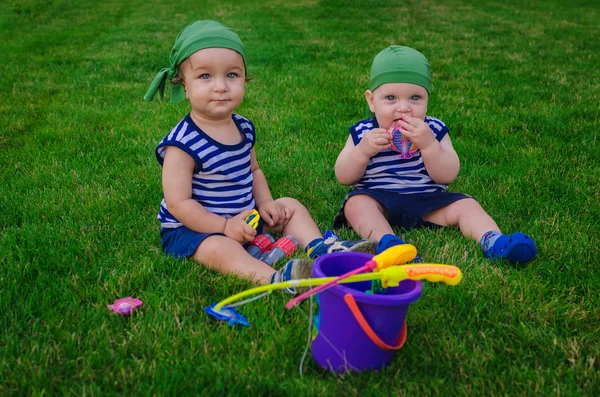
[244,209,260,229]
[311,252,427,373]
[388,121,417,159]
[259,235,299,266]
[205,303,250,326]
[245,233,276,258]
[205,245,462,327]
[108,297,143,316]
[286,244,418,309]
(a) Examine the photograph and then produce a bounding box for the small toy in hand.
[388,121,416,159]
[244,209,260,229]
[108,297,143,316]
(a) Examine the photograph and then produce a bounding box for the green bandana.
[144,20,247,104]
[369,45,431,93]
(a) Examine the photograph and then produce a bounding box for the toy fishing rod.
[206,249,462,326]
[286,244,418,309]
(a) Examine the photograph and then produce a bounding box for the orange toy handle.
[396,264,463,286]
[343,294,407,351]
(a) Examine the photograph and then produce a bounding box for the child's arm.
[250,149,293,226]
[335,129,390,185]
[396,115,460,185]
[162,146,256,242]
[419,134,460,184]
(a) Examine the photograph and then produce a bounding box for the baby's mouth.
[395,114,412,122]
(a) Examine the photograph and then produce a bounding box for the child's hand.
[223,209,257,243]
[396,114,436,151]
[358,128,392,158]
[258,200,294,227]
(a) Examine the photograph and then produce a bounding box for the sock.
[480,230,504,256]
[270,262,293,284]
[270,259,313,295]
[376,234,407,254]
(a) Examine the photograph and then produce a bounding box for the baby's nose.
[396,101,411,112]
[397,110,412,119]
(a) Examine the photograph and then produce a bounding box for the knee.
[276,197,304,210]
[344,195,376,217]
[196,235,232,262]
[458,198,483,212]
[446,198,485,221]
[344,196,360,216]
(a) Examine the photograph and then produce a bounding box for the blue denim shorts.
[160,219,265,259]
[333,188,471,230]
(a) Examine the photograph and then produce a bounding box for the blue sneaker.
[271,259,313,295]
[484,232,536,265]
[323,230,340,240]
[376,234,421,262]
[307,237,377,259]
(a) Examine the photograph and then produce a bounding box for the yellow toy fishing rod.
[206,245,462,326]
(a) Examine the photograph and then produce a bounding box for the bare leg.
[192,235,275,284]
[270,197,323,248]
[343,194,395,241]
[423,198,500,242]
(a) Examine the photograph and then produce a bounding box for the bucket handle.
[343,294,407,351]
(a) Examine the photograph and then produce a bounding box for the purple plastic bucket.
[311,252,423,373]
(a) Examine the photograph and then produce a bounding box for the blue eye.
[386,95,395,101]
[199,74,210,79]
[227,72,238,78]
[411,95,420,101]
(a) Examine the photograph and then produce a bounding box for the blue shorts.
[333,188,471,230]
[160,219,265,259]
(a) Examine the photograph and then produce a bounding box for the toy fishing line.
[298,294,313,376]
[294,294,362,375]
[206,246,462,327]
[205,245,464,374]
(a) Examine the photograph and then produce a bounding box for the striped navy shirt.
[349,116,450,194]
[155,113,256,228]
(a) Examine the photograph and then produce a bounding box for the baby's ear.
[364,90,375,113]
[178,79,188,99]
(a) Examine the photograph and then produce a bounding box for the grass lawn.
[1,0,598,395]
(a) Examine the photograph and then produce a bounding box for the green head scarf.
[369,45,431,93]
[144,20,247,104]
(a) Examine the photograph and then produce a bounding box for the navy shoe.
[376,235,421,262]
[484,232,536,265]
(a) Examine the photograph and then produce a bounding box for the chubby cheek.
[234,87,245,100]
[233,84,245,98]
[376,107,396,129]
[376,115,393,131]
[414,103,428,119]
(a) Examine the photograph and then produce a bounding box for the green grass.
[1,0,599,395]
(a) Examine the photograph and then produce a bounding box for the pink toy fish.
[388,121,414,159]
[108,297,143,316]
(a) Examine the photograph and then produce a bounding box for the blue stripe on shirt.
[155,113,257,227]
[348,116,449,194]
